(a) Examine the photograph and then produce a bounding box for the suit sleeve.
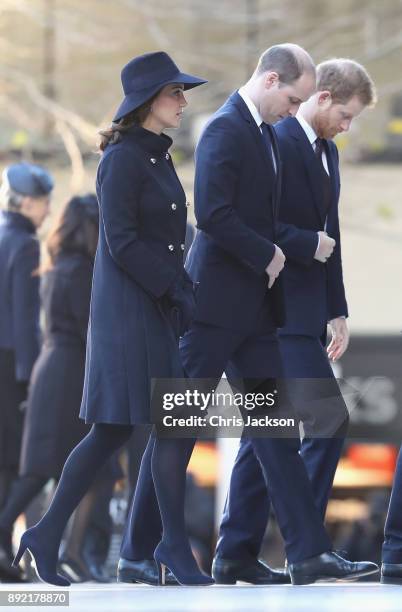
[99,148,178,298]
[11,239,41,382]
[276,221,319,266]
[194,118,275,274]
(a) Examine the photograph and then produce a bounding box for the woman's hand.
[165,274,196,337]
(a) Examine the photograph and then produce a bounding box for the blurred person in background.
[214,58,377,584]
[382,448,402,584]
[0,195,120,583]
[0,163,53,577]
[13,51,210,588]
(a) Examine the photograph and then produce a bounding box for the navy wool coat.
[0,211,40,381]
[0,211,41,467]
[80,126,187,424]
[20,253,92,477]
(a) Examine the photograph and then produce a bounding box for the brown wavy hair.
[98,91,160,152]
[42,194,99,273]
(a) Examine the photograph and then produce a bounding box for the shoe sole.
[117,570,181,586]
[212,576,237,585]
[117,570,157,586]
[214,577,290,585]
[291,567,379,586]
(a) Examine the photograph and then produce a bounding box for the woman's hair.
[98,91,160,152]
[42,194,99,273]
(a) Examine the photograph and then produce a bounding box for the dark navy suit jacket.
[274,117,348,337]
[186,92,318,333]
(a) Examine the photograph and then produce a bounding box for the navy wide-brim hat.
[113,51,207,122]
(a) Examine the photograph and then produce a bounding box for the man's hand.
[265,245,286,289]
[327,317,349,362]
[314,231,336,263]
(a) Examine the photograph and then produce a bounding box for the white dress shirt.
[296,111,329,175]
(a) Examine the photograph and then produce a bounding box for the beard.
[313,113,337,140]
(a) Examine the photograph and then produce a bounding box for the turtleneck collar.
[1,210,37,234]
[123,125,173,156]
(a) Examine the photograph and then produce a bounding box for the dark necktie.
[314,137,327,172]
[260,122,277,174]
[314,137,331,219]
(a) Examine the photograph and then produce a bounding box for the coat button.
[171,203,177,211]
[150,158,157,164]
[168,244,174,252]
[180,244,185,251]
[165,153,170,160]
[186,201,190,208]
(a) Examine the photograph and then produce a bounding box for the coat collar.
[123,125,173,156]
[238,87,263,127]
[230,91,277,170]
[0,210,36,234]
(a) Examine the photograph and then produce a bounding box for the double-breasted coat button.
[180,244,185,251]
[168,244,174,251]
[171,203,177,210]
[165,153,170,160]
[150,158,157,164]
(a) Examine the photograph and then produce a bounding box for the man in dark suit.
[118,46,378,586]
[213,58,377,584]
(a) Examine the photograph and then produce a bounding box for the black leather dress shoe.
[381,562,402,585]
[289,551,379,585]
[212,556,291,585]
[117,558,178,586]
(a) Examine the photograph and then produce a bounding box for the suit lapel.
[285,118,328,226]
[231,92,276,181]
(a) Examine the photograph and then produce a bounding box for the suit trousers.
[216,333,348,561]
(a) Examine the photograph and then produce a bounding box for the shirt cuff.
[314,233,320,257]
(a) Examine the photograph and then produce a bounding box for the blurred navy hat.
[3,162,54,197]
[113,51,207,122]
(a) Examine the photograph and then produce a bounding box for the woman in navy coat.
[14,52,210,587]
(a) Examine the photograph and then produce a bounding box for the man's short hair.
[255,43,315,84]
[317,59,377,107]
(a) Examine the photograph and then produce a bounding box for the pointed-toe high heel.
[12,527,70,587]
[154,542,214,586]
